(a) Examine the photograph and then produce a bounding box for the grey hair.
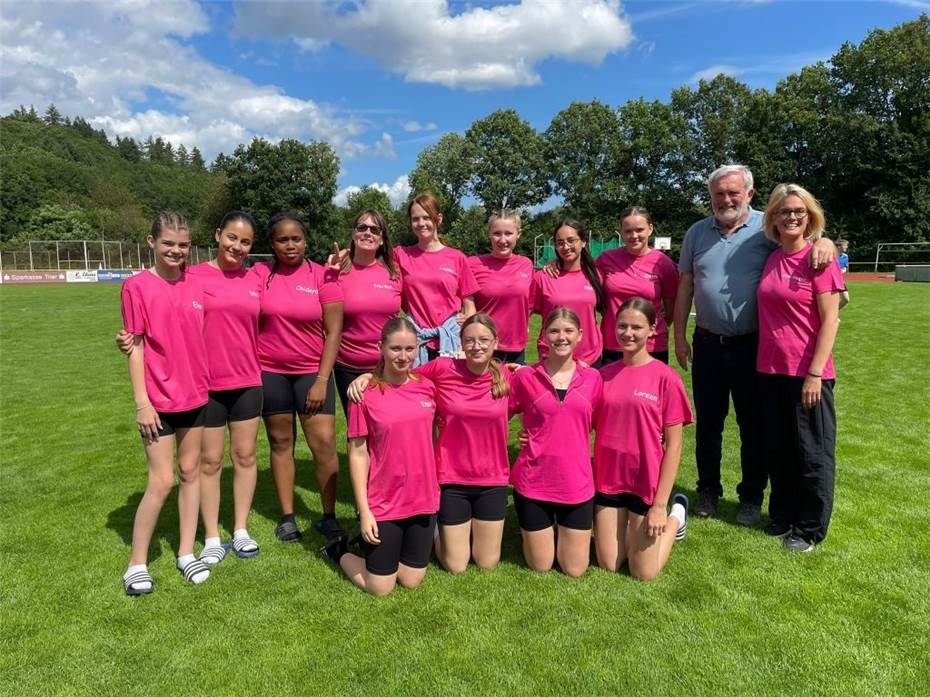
[708,164,754,193]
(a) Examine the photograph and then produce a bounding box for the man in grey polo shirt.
[674,165,832,526]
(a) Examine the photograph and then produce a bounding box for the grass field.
[1,281,929,696]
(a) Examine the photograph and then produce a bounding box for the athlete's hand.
[542,259,559,278]
[517,429,530,448]
[675,338,691,372]
[347,373,373,402]
[115,330,134,356]
[304,378,328,416]
[359,510,380,545]
[645,505,667,538]
[136,404,161,444]
[808,238,836,271]
[326,243,351,274]
[801,375,822,409]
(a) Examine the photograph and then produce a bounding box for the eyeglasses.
[462,337,493,348]
[555,237,581,249]
[778,208,807,220]
[354,224,383,235]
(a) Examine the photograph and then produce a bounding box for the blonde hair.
[763,183,826,243]
[461,313,509,399]
[487,209,522,233]
[370,317,420,393]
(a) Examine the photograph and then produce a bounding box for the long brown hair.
[350,208,397,280]
[461,313,509,399]
[553,218,605,312]
[370,317,420,393]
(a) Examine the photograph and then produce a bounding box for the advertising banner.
[1,270,67,284]
[96,269,135,282]
[66,270,99,283]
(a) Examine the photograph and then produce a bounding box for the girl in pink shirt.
[120,212,211,595]
[323,318,439,596]
[597,207,678,365]
[757,184,843,553]
[255,214,345,545]
[395,192,479,361]
[510,308,603,577]
[593,297,693,581]
[533,219,605,366]
[467,210,534,364]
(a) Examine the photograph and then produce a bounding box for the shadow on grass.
[106,489,179,563]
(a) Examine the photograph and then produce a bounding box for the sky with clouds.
[1,0,926,206]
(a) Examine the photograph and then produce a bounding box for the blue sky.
[1,1,925,204]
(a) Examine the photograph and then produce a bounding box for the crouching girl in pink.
[593,297,693,581]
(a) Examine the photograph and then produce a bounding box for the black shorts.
[601,349,669,366]
[261,371,336,417]
[493,349,526,365]
[362,514,437,575]
[438,485,509,526]
[204,386,263,427]
[333,363,372,420]
[594,491,651,516]
[513,492,594,532]
[154,405,206,437]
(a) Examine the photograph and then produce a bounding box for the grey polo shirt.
[678,209,777,336]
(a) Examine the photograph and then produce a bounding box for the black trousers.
[691,329,767,505]
[333,363,371,421]
[759,373,836,543]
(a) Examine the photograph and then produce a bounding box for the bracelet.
[136,404,152,411]
[807,372,822,378]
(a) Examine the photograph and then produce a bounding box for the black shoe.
[763,520,792,538]
[735,502,762,527]
[315,516,346,542]
[783,534,815,553]
[318,535,348,563]
[694,491,718,518]
[275,518,302,543]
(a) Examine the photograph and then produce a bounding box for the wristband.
[136,404,152,411]
[807,372,822,378]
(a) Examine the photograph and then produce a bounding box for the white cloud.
[688,52,831,84]
[372,132,396,159]
[689,64,745,83]
[0,0,387,160]
[403,121,438,133]
[234,0,634,90]
[334,175,411,208]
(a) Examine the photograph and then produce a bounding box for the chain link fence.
[0,240,214,271]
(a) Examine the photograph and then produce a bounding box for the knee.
[629,560,659,582]
[148,473,174,499]
[231,448,257,471]
[442,556,469,575]
[200,454,223,477]
[397,574,425,589]
[312,441,337,465]
[526,559,553,573]
[561,562,588,578]
[268,435,293,454]
[177,462,200,485]
[472,549,500,571]
[367,578,397,597]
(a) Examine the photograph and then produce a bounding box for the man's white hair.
[708,164,754,193]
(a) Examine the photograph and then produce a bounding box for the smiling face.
[711,172,754,228]
[615,308,655,354]
[489,218,520,258]
[352,213,383,257]
[379,328,418,377]
[461,321,498,370]
[620,214,653,255]
[545,317,581,357]
[554,224,585,268]
[148,227,191,271]
[215,219,255,269]
[409,202,441,245]
[270,219,307,266]
[774,194,810,245]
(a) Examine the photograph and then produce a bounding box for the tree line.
[1,16,927,263]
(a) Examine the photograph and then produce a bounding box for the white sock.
[177,553,209,584]
[204,536,221,549]
[233,528,257,551]
[124,564,152,591]
[670,502,687,531]
[233,529,249,541]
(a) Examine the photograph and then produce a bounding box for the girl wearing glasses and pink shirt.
[532,220,606,367]
[467,210,534,364]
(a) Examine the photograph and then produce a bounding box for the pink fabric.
[121,270,209,412]
[346,378,440,521]
[330,262,402,370]
[417,358,512,486]
[532,268,602,365]
[594,360,693,505]
[508,362,602,504]
[189,262,262,390]
[757,245,845,379]
[467,254,534,351]
[253,261,343,374]
[597,248,678,352]
[395,245,479,348]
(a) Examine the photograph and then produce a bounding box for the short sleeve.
[415,356,449,381]
[317,262,344,304]
[530,273,543,315]
[662,371,694,427]
[346,400,369,439]
[658,254,679,300]
[120,281,146,336]
[457,252,480,299]
[678,226,696,274]
[812,260,845,295]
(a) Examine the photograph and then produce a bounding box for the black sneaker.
[735,502,762,527]
[694,490,718,518]
[315,516,346,542]
[763,520,792,538]
[783,534,815,553]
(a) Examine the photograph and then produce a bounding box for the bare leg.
[300,413,338,515]
[228,417,259,531]
[555,525,591,577]
[128,435,176,566]
[199,426,226,539]
[175,426,204,557]
[436,521,472,574]
[339,553,398,597]
[396,563,428,589]
[627,511,681,582]
[470,519,504,570]
[521,527,556,572]
[264,413,296,515]
[594,506,630,572]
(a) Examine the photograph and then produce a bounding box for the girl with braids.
[120,211,211,594]
[253,214,345,544]
[467,209,534,364]
[532,219,606,366]
[345,314,514,572]
[323,318,439,596]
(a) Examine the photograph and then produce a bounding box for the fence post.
[119,242,124,269]
[83,240,88,270]
[28,240,34,270]
[56,241,60,270]
[874,244,881,273]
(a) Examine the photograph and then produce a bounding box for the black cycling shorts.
[513,492,594,532]
[362,514,437,575]
[438,485,508,526]
[204,386,263,427]
[594,491,651,517]
[261,371,335,417]
[154,405,206,437]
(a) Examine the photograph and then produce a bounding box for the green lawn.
[1,281,928,696]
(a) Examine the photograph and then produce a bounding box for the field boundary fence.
[0,239,214,272]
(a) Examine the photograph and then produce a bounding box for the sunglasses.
[354,224,383,235]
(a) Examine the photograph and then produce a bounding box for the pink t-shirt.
[254,261,343,374]
[509,362,602,504]
[532,268,603,365]
[594,360,693,505]
[120,270,209,413]
[597,248,678,353]
[757,245,845,379]
[395,245,479,348]
[346,378,440,521]
[330,261,402,370]
[417,357,512,487]
[189,262,262,391]
[468,254,534,351]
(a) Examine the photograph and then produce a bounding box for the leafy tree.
[116,136,142,163]
[175,144,190,167]
[21,204,93,241]
[43,104,62,126]
[191,147,206,170]
[465,109,549,211]
[445,205,489,256]
[408,133,472,224]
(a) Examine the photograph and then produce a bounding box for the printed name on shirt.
[192,300,203,311]
[438,266,456,275]
[372,283,395,290]
[639,271,660,281]
[633,389,658,402]
[295,284,319,295]
[787,272,810,284]
[420,400,435,409]
[248,290,259,298]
